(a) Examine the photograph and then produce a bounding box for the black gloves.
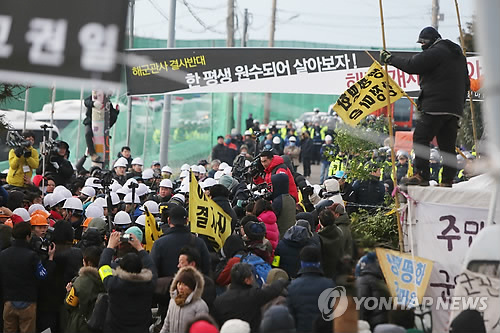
[380,50,392,64]
[14,147,24,158]
[24,150,31,158]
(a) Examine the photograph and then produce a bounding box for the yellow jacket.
[6,147,39,187]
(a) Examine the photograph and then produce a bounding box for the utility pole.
[159,0,177,166]
[432,0,440,30]
[126,0,135,147]
[226,0,235,134]
[236,8,249,133]
[263,0,277,125]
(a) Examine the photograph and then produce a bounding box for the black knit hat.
[243,221,266,241]
[52,220,74,243]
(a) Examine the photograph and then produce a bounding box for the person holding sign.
[380,26,469,187]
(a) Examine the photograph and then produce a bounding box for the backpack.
[235,253,272,288]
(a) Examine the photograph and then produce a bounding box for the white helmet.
[159,179,173,188]
[84,177,103,189]
[198,165,206,174]
[114,157,128,168]
[135,215,146,227]
[325,135,333,142]
[13,208,30,222]
[214,170,224,181]
[105,192,121,206]
[244,130,252,136]
[80,186,96,198]
[54,185,73,199]
[85,203,104,218]
[113,211,132,225]
[272,136,281,144]
[43,193,54,208]
[93,197,106,208]
[171,193,185,204]
[124,178,138,190]
[131,157,143,166]
[219,162,229,170]
[180,163,190,172]
[191,165,200,173]
[51,192,66,208]
[179,183,189,193]
[161,165,173,174]
[124,192,141,204]
[63,197,83,211]
[223,167,232,175]
[200,178,217,189]
[28,204,48,215]
[136,183,150,197]
[109,180,122,192]
[179,170,189,179]
[397,150,409,159]
[140,200,159,214]
[116,186,130,196]
[142,168,155,180]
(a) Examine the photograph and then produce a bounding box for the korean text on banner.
[333,61,405,127]
[144,207,163,252]
[189,172,231,250]
[375,248,433,307]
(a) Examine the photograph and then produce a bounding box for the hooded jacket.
[64,266,105,333]
[271,173,297,238]
[389,39,469,116]
[274,225,315,278]
[335,213,354,260]
[255,155,299,202]
[318,224,344,279]
[162,266,209,333]
[99,248,157,333]
[258,210,279,250]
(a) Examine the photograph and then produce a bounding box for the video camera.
[238,182,273,207]
[6,131,31,148]
[92,169,115,188]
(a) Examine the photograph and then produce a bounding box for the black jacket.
[83,96,119,127]
[213,279,288,331]
[212,144,236,165]
[287,266,335,332]
[300,138,314,159]
[99,248,157,333]
[37,154,74,186]
[0,240,54,302]
[274,226,315,278]
[389,39,469,116]
[151,225,211,277]
[352,176,385,209]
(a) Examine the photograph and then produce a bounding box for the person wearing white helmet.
[13,207,31,222]
[140,200,159,218]
[48,192,67,220]
[142,168,160,190]
[179,170,189,182]
[109,179,122,193]
[84,177,103,190]
[103,192,122,218]
[79,186,96,202]
[151,160,162,175]
[197,165,207,182]
[200,178,217,196]
[112,157,129,185]
[112,211,132,231]
[396,150,411,183]
[180,164,190,172]
[191,165,200,180]
[161,165,173,179]
[272,136,283,155]
[127,157,144,179]
[53,185,73,199]
[319,134,337,184]
[154,179,173,203]
[283,135,301,171]
[85,203,104,220]
[124,192,141,218]
[62,197,85,239]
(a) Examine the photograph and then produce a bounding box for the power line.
[147,0,169,21]
[181,0,225,34]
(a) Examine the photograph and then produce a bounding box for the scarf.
[174,291,190,307]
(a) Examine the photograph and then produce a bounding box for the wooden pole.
[454,0,479,156]
[378,0,404,252]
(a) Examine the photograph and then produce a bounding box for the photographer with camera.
[37,140,74,186]
[7,131,39,188]
[30,213,52,261]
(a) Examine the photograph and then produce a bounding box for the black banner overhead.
[0,0,128,90]
[125,48,482,97]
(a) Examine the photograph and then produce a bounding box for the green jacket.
[318,224,344,279]
[64,266,105,333]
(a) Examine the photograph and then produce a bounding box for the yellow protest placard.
[144,207,163,252]
[189,172,232,250]
[333,61,405,127]
[375,247,433,307]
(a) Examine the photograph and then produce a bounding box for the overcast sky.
[133,0,475,50]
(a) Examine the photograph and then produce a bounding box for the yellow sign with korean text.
[333,61,405,127]
[189,172,232,250]
[375,248,433,307]
[144,208,163,252]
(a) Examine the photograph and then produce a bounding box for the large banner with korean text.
[125,48,481,96]
[406,184,496,333]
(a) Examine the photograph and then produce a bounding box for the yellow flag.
[333,61,405,127]
[189,172,232,251]
[144,207,163,252]
[375,248,433,307]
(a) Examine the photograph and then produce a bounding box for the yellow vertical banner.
[333,61,405,127]
[144,207,163,252]
[375,248,433,307]
[189,172,232,250]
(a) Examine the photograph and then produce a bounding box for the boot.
[404,174,430,186]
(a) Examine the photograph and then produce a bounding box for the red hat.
[189,320,219,333]
[32,175,46,187]
[10,214,24,225]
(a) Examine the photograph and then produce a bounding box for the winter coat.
[212,144,235,165]
[7,146,39,187]
[356,260,391,330]
[335,213,354,259]
[64,266,105,333]
[213,279,288,331]
[300,137,314,159]
[389,39,469,116]
[284,145,301,166]
[37,154,74,186]
[258,210,279,250]
[99,248,157,333]
[151,225,211,278]
[274,225,315,278]
[352,176,385,210]
[254,155,299,202]
[271,173,297,238]
[83,96,119,127]
[287,266,335,332]
[318,224,345,280]
[212,195,239,233]
[161,266,209,333]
